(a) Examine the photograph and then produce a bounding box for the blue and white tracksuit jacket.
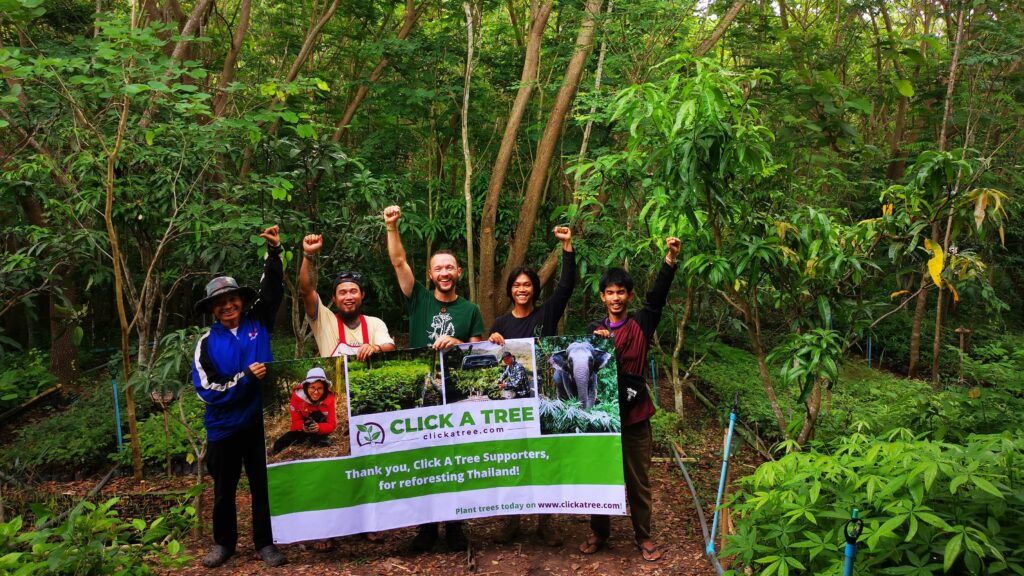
[192,245,283,442]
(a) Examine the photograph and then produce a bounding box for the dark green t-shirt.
[407,281,484,348]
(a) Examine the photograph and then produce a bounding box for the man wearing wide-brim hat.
[191,225,288,569]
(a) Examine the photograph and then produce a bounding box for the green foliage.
[911,386,1024,444]
[113,393,205,469]
[0,349,57,413]
[724,430,1024,576]
[538,397,620,434]
[452,366,504,399]
[0,495,194,574]
[0,380,155,474]
[694,343,935,441]
[649,408,700,452]
[769,329,843,403]
[957,334,1024,388]
[347,360,431,415]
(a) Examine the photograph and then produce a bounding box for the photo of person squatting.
[271,367,337,454]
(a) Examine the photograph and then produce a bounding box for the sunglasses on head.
[334,271,363,285]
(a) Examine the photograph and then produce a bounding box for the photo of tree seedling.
[345,347,438,415]
[442,339,536,403]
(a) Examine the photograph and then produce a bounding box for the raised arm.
[299,234,323,319]
[541,226,577,333]
[384,205,415,298]
[635,237,681,340]
[251,225,284,332]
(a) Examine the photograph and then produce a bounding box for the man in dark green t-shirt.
[384,205,484,349]
[383,204,483,552]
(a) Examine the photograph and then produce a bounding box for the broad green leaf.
[894,78,915,98]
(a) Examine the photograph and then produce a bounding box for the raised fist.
[666,237,681,257]
[303,234,323,255]
[553,226,572,243]
[383,205,402,227]
[259,225,281,247]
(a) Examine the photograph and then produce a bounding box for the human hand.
[303,234,323,255]
[259,226,281,247]
[665,237,681,265]
[383,206,402,228]
[432,335,462,351]
[356,343,378,362]
[249,362,267,379]
[593,328,611,339]
[553,226,572,249]
[488,332,505,346]
[303,419,319,433]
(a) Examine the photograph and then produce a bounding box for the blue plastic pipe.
[707,411,736,555]
[111,376,123,451]
[843,508,862,576]
[867,334,873,368]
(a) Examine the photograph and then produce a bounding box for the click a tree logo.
[355,422,385,447]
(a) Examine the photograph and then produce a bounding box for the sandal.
[578,534,607,555]
[312,538,334,553]
[638,541,663,562]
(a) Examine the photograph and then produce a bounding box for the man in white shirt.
[298,234,396,360]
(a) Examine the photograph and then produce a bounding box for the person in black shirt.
[488,227,575,344]
[488,226,574,546]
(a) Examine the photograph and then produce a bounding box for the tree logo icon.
[355,422,386,447]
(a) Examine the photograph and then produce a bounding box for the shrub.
[113,393,205,469]
[0,349,57,414]
[0,381,131,474]
[0,496,194,574]
[347,360,431,415]
[452,366,504,399]
[723,429,1024,576]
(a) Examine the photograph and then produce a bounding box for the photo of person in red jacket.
[271,367,337,454]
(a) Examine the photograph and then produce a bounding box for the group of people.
[190,206,681,568]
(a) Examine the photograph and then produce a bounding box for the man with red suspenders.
[298,234,397,359]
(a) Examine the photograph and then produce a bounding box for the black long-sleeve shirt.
[489,250,576,339]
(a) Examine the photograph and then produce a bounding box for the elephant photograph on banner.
[262,358,349,464]
[534,336,621,435]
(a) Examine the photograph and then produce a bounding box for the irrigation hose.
[671,442,725,576]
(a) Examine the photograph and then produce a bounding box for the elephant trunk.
[573,363,594,409]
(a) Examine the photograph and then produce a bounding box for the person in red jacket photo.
[271,367,336,454]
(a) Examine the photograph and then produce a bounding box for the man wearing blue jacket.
[192,225,287,569]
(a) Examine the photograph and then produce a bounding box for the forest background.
[1,0,1022,574]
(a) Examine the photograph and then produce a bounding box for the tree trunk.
[330,1,426,143]
[461,2,478,301]
[796,378,823,444]
[477,0,554,326]
[694,0,746,57]
[907,270,930,379]
[496,0,603,319]
[210,0,252,118]
[105,95,144,481]
[930,6,968,388]
[670,286,694,417]
[743,300,787,435]
[139,0,215,128]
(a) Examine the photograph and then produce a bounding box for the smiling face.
[599,283,634,318]
[333,282,364,316]
[428,253,461,295]
[306,381,325,403]
[211,293,244,329]
[511,273,535,308]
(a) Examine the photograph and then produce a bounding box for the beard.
[339,307,363,323]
